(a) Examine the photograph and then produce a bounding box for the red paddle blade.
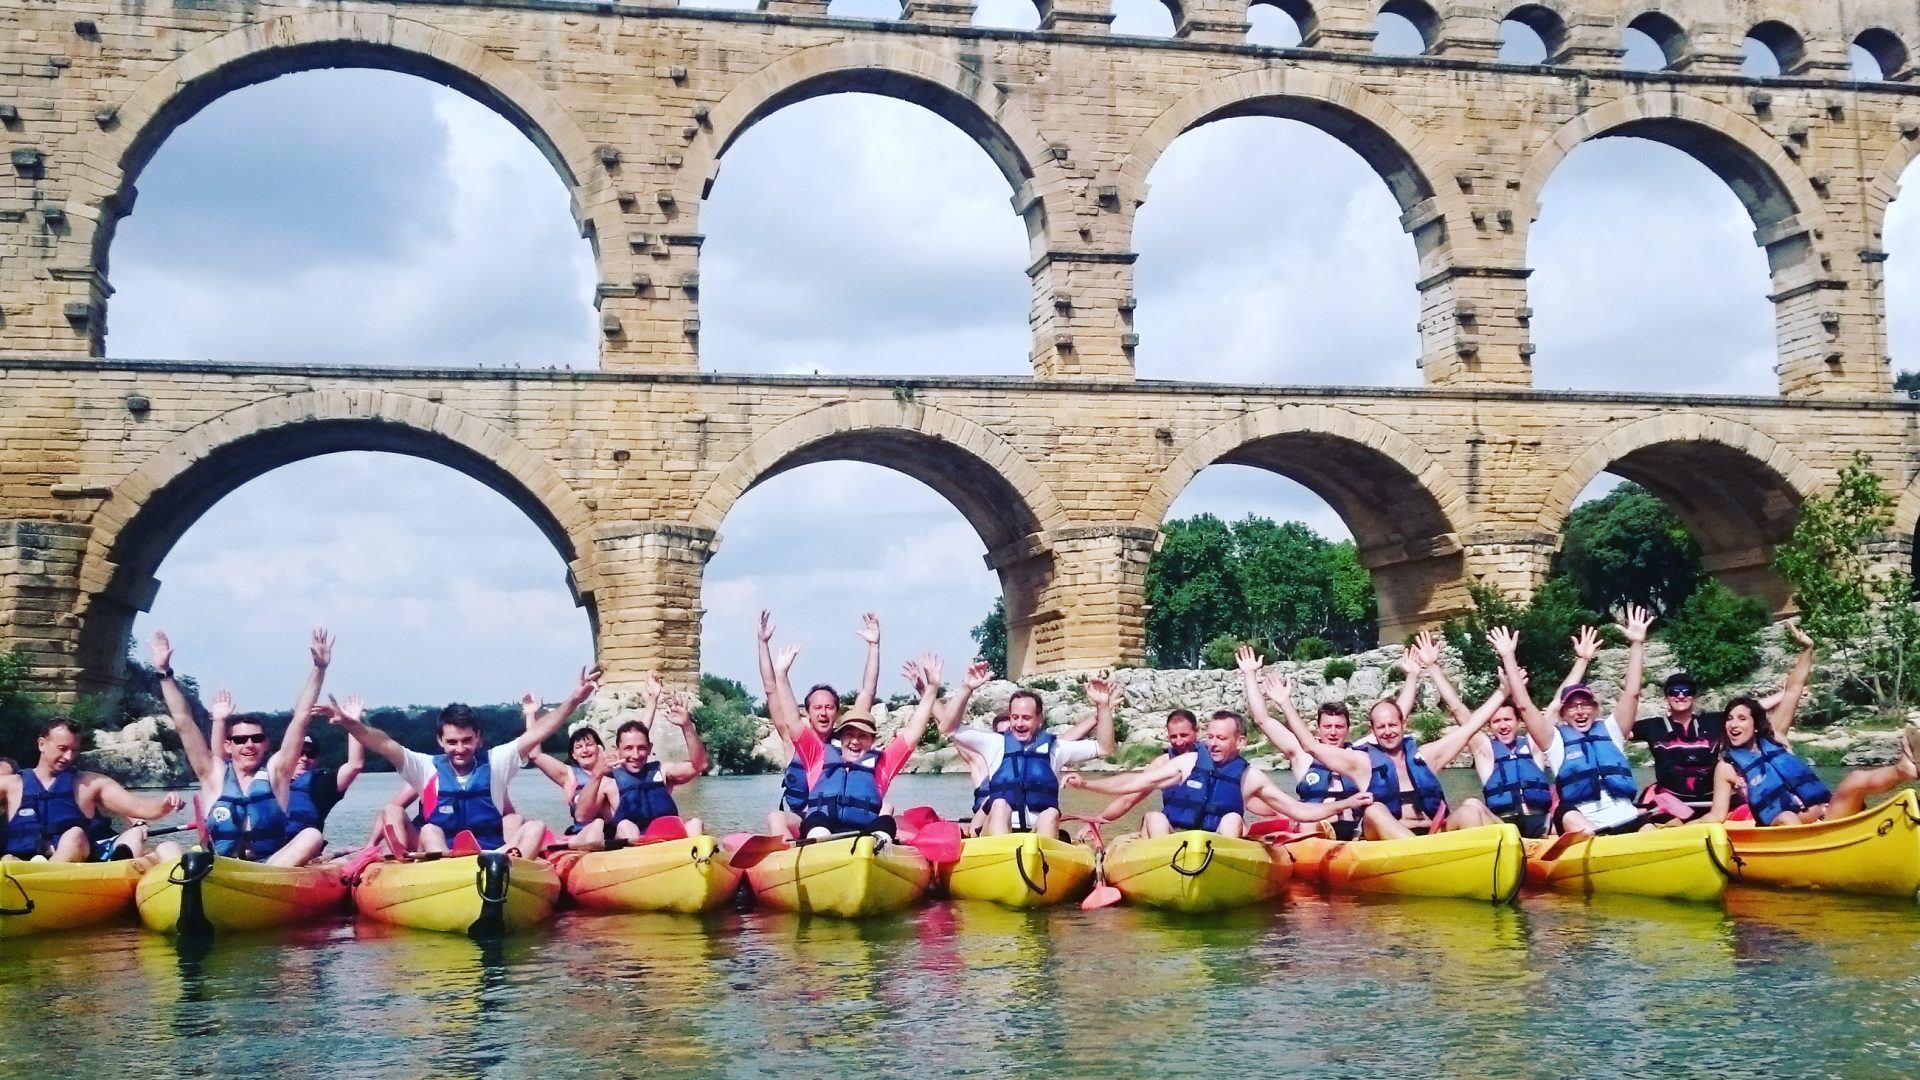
[909,821,963,864]
[540,828,560,851]
[1245,818,1294,840]
[897,805,942,830]
[1650,791,1697,821]
[450,830,483,856]
[339,837,387,883]
[641,816,690,844]
[726,834,791,869]
[1081,884,1123,910]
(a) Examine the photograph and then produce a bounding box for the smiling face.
[838,726,876,757]
[1368,701,1405,752]
[570,733,602,770]
[1204,716,1242,764]
[1665,684,1695,719]
[618,727,653,772]
[1489,704,1522,743]
[226,720,270,772]
[1724,702,1761,748]
[805,688,839,738]
[1007,692,1042,741]
[437,722,482,771]
[1561,694,1599,733]
[1316,707,1350,746]
[36,723,79,775]
[1165,714,1198,756]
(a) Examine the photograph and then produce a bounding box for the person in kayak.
[527,677,655,847]
[149,628,332,866]
[1461,667,1554,838]
[337,664,600,855]
[202,686,364,847]
[1064,711,1374,837]
[1085,708,1200,827]
[1697,634,1920,826]
[797,655,946,840]
[1,717,183,862]
[759,609,881,838]
[954,711,1011,834]
[943,673,1119,838]
[574,692,710,840]
[1492,607,1655,837]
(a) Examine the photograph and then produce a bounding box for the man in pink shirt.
[792,655,948,840]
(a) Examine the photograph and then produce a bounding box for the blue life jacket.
[612,761,679,829]
[209,765,289,861]
[1162,752,1249,832]
[567,764,593,816]
[971,776,991,814]
[1553,722,1638,807]
[284,771,322,834]
[1364,739,1447,820]
[805,744,885,831]
[780,754,810,815]
[1296,743,1357,804]
[1483,736,1553,816]
[4,769,89,858]
[984,731,1060,823]
[428,754,506,848]
[1726,738,1832,826]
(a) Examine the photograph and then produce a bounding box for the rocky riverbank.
[82,637,1908,788]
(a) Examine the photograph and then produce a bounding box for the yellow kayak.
[136,852,347,935]
[943,833,1096,908]
[1526,823,1732,902]
[742,834,932,918]
[0,859,140,938]
[353,852,562,936]
[554,836,742,914]
[1102,831,1291,914]
[1725,790,1920,898]
[1288,824,1524,903]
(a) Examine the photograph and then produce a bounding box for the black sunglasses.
[1666,689,1695,698]
[229,733,268,745]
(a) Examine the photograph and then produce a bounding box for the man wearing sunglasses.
[151,628,333,867]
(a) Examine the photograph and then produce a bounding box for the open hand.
[774,644,800,675]
[758,610,776,643]
[310,627,334,669]
[919,654,944,690]
[1261,671,1295,707]
[858,613,881,646]
[1414,630,1441,668]
[1788,622,1814,650]
[1620,605,1653,645]
[644,673,665,705]
[329,693,365,725]
[1235,644,1262,674]
[667,693,693,727]
[1570,625,1600,661]
[209,689,234,725]
[962,661,993,690]
[1487,625,1519,658]
[1085,676,1120,708]
[150,631,173,673]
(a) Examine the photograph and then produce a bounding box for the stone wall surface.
[5,1,1920,701]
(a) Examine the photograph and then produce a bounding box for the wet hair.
[438,703,482,736]
[804,684,839,710]
[1008,689,1044,716]
[1723,696,1769,748]
[1165,709,1198,731]
[614,719,651,744]
[1209,709,1246,736]
[39,716,82,740]
[570,727,603,747]
[1317,702,1350,720]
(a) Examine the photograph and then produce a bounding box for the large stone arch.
[72,390,599,696]
[1539,412,1818,613]
[688,40,1058,246]
[1139,404,1471,641]
[694,398,1069,675]
[70,12,610,330]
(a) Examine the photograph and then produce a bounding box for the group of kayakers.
[3,603,1918,874]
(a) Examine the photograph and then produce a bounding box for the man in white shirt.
[943,677,1120,837]
[334,666,600,854]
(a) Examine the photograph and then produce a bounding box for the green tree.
[1554,482,1701,617]
[1145,514,1240,667]
[0,650,51,762]
[971,596,1008,675]
[1663,580,1767,690]
[1441,579,1601,701]
[1896,369,1920,396]
[693,673,771,775]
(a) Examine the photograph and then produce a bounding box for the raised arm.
[150,632,216,785]
[514,666,603,760]
[1769,623,1817,741]
[329,694,409,771]
[207,689,233,763]
[1490,626,1556,751]
[1614,605,1653,733]
[1250,667,1307,760]
[336,724,367,791]
[1262,675,1370,780]
[576,755,615,825]
[1418,682,1502,770]
[1423,648,1472,727]
[1062,754,1185,797]
[1238,647,1302,758]
[766,637,804,742]
[890,655,943,750]
[1560,625,1600,703]
[853,613,881,712]
[662,693,708,782]
[936,661,993,736]
[1395,639,1426,719]
[1242,769,1374,823]
[1083,676,1122,757]
[272,627,333,798]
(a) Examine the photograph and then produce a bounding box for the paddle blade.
[1538,830,1593,863]
[1650,790,1697,821]
[1081,883,1123,910]
[450,830,483,856]
[1245,818,1294,840]
[909,821,963,864]
[641,816,690,844]
[897,805,942,831]
[726,834,792,870]
[339,836,388,883]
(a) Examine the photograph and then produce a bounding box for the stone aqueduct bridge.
[8,0,1920,699]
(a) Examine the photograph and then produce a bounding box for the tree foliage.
[1663,579,1767,690]
[1440,579,1602,701]
[1145,515,1376,668]
[0,650,51,763]
[971,597,1008,675]
[1554,482,1701,618]
[694,674,772,775]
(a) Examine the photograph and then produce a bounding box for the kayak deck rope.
[1169,839,1214,878]
[0,872,34,916]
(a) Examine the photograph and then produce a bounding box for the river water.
[4,772,1919,1078]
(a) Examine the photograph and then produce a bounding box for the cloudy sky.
[109,12,1909,708]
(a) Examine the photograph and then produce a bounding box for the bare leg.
[1557,809,1596,835]
[265,828,326,868]
[500,813,525,843]
[509,818,547,856]
[1141,811,1173,838]
[966,810,987,837]
[1215,812,1246,839]
[983,800,1014,837]
[1445,799,1501,831]
[570,820,607,850]
[767,809,801,839]
[1825,758,1919,818]
[615,819,642,842]
[1031,808,1062,839]
[149,840,186,865]
[1361,803,1416,840]
[113,824,151,859]
[381,804,426,853]
[50,826,90,863]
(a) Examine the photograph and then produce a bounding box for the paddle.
[1649,790,1697,822]
[337,833,390,884]
[1072,817,1122,910]
[1536,829,1594,863]
[896,805,943,831]
[450,830,483,857]
[907,819,962,864]
[724,833,801,869]
[1245,818,1295,841]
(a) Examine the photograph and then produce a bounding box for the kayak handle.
[168,852,214,886]
[0,874,33,916]
[1705,835,1739,882]
[1015,847,1050,895]
[475,852,511,906]
[1169,839,1214,878]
